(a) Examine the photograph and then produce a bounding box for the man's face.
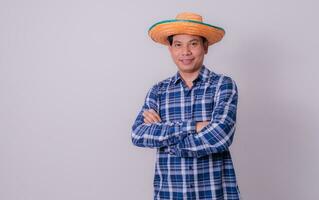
[168,34,208,74]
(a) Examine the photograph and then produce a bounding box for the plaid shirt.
[131,66,241,200]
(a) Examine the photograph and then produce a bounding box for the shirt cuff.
[167,120,195,146]
[168,120,196,156]
[182,120,196,134]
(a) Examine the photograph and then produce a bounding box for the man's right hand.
[143,109,161,124]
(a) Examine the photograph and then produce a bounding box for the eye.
[191,41,198,47]
[174,43,182,48]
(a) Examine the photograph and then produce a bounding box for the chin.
[178,66,192,72]
[178,64,199,73]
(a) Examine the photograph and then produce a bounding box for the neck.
[179,71,199,82]
[179,67,202,88]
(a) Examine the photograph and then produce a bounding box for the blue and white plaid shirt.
[132,65,240,200]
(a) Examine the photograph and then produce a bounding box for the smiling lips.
[179,58,194,65]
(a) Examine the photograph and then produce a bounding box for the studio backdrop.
[0,0,318,200]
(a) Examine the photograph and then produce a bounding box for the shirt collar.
[172,65,210,85]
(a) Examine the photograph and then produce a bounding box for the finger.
[145,113,159,124]
[142,111,154,123]
[150,112,161,122]
[144,111,159,123]
[149,109,162,122]
[143,113,156,123]
[144,117,152,124]
[143,111,155,123]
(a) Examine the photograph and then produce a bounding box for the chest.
[158,83,217,122]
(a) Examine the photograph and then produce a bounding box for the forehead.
[172,34,202,42]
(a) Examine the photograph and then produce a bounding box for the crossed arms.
[131,76,238,158]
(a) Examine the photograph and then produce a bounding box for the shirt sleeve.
[169,76,238,158]
[131,83,196,148]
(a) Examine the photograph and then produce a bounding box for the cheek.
[193,50,205,59]
[170,52,180,62]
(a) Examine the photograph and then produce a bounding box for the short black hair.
[167,35,207,46]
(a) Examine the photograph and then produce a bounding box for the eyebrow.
[189,39,200,42]
[173,39,200,43]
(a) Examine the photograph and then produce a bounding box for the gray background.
[1,0,318,200]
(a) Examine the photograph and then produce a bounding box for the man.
[131,12,241,200]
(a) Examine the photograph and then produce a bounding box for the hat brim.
[148,19,225,46]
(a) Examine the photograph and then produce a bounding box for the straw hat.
[148,12,225,46]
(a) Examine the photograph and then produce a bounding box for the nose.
[181,45,191,56]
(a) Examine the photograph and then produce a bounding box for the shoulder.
[148,76,174,94]
[206,70,237,90]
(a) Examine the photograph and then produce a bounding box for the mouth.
[179,58,194,65]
